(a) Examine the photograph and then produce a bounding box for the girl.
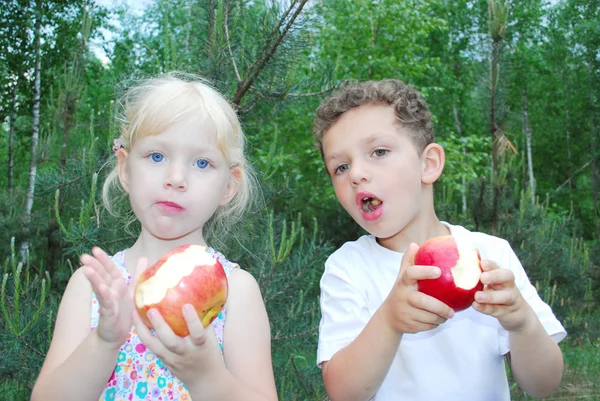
[31,74,277,401]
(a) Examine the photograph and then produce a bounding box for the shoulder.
[326,235,376,266]
[446,223,512,257]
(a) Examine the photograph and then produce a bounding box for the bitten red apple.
[134,244,228,337]
[413,235,483,311]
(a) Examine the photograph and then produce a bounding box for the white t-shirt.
[317,223,566,401]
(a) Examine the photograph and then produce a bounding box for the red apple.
[134,244,228,337]
[413,235,483,311]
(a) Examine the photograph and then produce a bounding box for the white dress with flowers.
[90,248,238,401]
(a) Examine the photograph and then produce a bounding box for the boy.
[313,79,565,400]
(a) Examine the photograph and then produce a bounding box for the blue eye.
[196,159,209,169]
[150,153,164,162]
[373,149,388,157]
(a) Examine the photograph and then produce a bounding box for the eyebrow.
[324,133,389,163]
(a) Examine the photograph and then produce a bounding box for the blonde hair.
[102,73,258,239]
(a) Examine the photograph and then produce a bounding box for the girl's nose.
[164,164,188,190]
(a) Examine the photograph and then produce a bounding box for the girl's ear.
[219,166,242,206]
[117,149,131,193]
[420,143,445,185]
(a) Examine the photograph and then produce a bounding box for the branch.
[251,85,339,100]
[224,0,241,82]
[232,0,308,105]
[551,158,593,194]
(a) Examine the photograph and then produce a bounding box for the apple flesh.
[134,244,228,337]
[414,235,483,311]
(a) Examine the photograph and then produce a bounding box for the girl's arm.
[203,268,277,401]
[30,268,121,401]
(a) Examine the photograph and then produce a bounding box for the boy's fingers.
[480,268,514,286]
[397,243,419,279]
[409,291,455,319]
[403,264,441,283]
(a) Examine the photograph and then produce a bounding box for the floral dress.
[91,248,238,401]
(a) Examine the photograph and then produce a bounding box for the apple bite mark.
[452,242,482,290]
[134,244,229,336]
[414,236,483,311]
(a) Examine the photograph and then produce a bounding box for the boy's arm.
[322,244,454,401]
[507,304,564,398]
[473,260,564,398]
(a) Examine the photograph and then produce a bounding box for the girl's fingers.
[81,254,112,284]
[144,309,186,354]
[182,304,207,347]
[92,247,122,281]
[133,309,169,356]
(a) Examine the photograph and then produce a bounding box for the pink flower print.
[135,343,146,353]
[130,370,138,380]
[146,363,157,380]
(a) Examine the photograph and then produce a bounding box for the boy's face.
[322,103,427,239]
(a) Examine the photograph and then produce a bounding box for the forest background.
[1,0,599,399]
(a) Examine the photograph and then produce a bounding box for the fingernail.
[183,304,195,314]
[433,267,441,277]
[475,293,485,302]
[480,273,488,283]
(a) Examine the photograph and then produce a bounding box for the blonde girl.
[31,74,277,401]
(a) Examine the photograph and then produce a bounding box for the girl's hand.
[132,305,225,387]
[81,248,146,347]
[472,260,529,332]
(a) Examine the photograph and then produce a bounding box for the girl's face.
[117,116,238,244]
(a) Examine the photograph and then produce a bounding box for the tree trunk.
[20,0,42,260]
[522,84,535,206]
[490,38,501,233]
[588,62,599,238]
[452,101,467,215]
[7,76,20,197]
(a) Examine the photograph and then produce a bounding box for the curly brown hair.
[312,79,434,158]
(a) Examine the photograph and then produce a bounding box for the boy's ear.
[420,143,445,185]
[117,149,131,193]
[219,166,242,206]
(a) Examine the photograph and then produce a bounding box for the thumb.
[397,243,419,281]
[129,257,149,300]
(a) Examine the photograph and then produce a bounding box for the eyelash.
[146,152,212,169]
[332,149,388,175]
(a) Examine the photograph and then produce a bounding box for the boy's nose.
[349,162,370,186]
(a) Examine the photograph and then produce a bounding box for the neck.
[124,229,206,275]
[377,206,449,253]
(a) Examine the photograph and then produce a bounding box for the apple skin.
[134,244,228,337]
[413,235,483,311]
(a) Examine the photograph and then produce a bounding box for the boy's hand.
[81,248,146,347]
[132,305,225,387]
[472,260,529,332]
[380,243,455,334]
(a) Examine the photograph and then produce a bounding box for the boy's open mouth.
[361,196,382,213]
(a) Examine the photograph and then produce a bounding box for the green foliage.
[0,238,57,393]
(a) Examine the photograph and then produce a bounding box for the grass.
[510,338,600,400]
[2,338,598,400]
